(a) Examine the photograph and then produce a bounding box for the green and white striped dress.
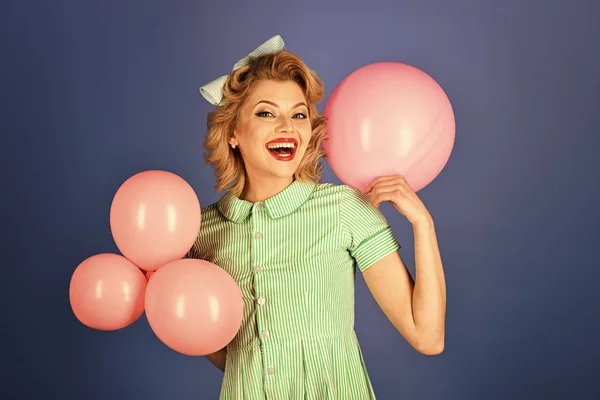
[188,181,400,399]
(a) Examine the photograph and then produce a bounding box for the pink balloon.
[144,259,243,356]
[110,170,201,271]
[323,62,455,192]
[69,253,147,331]
[145,271,154,281]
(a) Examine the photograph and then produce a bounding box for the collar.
[217,180,317,223]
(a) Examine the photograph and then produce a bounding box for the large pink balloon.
[110,170,201,271]
[144,259,243,356]
[69,253,147,330]
[323,62,455,192]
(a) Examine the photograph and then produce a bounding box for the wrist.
[411,214,434,230]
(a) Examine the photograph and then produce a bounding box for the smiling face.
[231,80,312,185]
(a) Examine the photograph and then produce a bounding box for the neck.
[241,175,294,203]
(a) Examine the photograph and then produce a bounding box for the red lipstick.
[265,138,298,161]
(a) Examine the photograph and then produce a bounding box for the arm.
[362,218,446,355]
[205,347,227,372]
[355,175,446,355]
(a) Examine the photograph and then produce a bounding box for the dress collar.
[217,180,317,223]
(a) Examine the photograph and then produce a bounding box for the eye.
[256,111,274,117]
[294,113,307,119]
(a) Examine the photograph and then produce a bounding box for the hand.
[363,175,433,226]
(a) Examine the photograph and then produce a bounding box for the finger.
[370,187,402,207]
[374,179,415,196]
[363,175,399,193]
[370,192,393,208]
[363,178,380,194]
[371,185,401,196]
[364,175,405,193]
[369,184,400,204]
[370,183,407,198]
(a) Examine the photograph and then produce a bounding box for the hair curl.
[203,50,327,196]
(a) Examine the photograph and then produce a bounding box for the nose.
[276,115,295,133]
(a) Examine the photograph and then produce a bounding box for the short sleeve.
[340,185,400,272]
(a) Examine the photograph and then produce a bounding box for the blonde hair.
[203,50,327,196]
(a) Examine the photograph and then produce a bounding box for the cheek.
[238,127,267,152]
[299,125,312,146]
[301,139,313,156]
[241,143,267,163]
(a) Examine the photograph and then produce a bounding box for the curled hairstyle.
[203,50,327,196]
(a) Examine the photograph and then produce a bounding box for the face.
[231,80,312,184]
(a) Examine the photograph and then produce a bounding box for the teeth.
[267,142,296,149]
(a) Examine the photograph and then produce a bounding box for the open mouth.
[265,138,298,161]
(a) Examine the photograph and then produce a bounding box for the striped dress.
[187,181,400,399]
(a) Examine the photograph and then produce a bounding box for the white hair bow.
[199,35,286,106]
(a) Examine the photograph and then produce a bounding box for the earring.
[231,143,237,149]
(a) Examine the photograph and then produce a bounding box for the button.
[257,296,266,305]
[266,367,275,375]
[254,232,263,240]
[255,202,263,210]
[254,265,262,272]
[261,329,269,338]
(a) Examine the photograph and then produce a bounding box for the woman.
[187,35,446,399]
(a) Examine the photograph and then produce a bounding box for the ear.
[229,132,239,147]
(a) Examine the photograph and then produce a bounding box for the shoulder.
[197,201,229,233]
[310,182,350,199]
[306,183,377,223]
[200,202,221,220]
[311,182,369,204]
[306,183,345,210]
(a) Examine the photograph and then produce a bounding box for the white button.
[262,329,269,338]
[254,265,262,272]
[255,202,263,210]
[257,296,266,305]
[266,367,275,375]
[254,232,263,240]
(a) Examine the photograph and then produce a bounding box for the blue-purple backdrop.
[2,0,599,399]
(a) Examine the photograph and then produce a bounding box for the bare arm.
[363,218,446,355]
[361,175,446,355]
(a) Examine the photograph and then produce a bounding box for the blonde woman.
[187,35,446,400]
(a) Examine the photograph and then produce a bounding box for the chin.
[257,147,306,180]
[266,153,304,178]
[271,165,300,179]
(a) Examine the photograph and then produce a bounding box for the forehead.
[246,80,306,105]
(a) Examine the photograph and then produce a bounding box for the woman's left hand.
[363,175,432,226]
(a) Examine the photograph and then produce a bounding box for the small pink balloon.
[323,62,456,192]
[145,259,243,356]
[69,253,147,331]
[110,170,201,271]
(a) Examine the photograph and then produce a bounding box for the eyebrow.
[255,100,308,109]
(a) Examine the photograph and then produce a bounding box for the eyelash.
[256,111,307,119]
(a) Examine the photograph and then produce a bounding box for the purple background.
[2,0,599,399]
